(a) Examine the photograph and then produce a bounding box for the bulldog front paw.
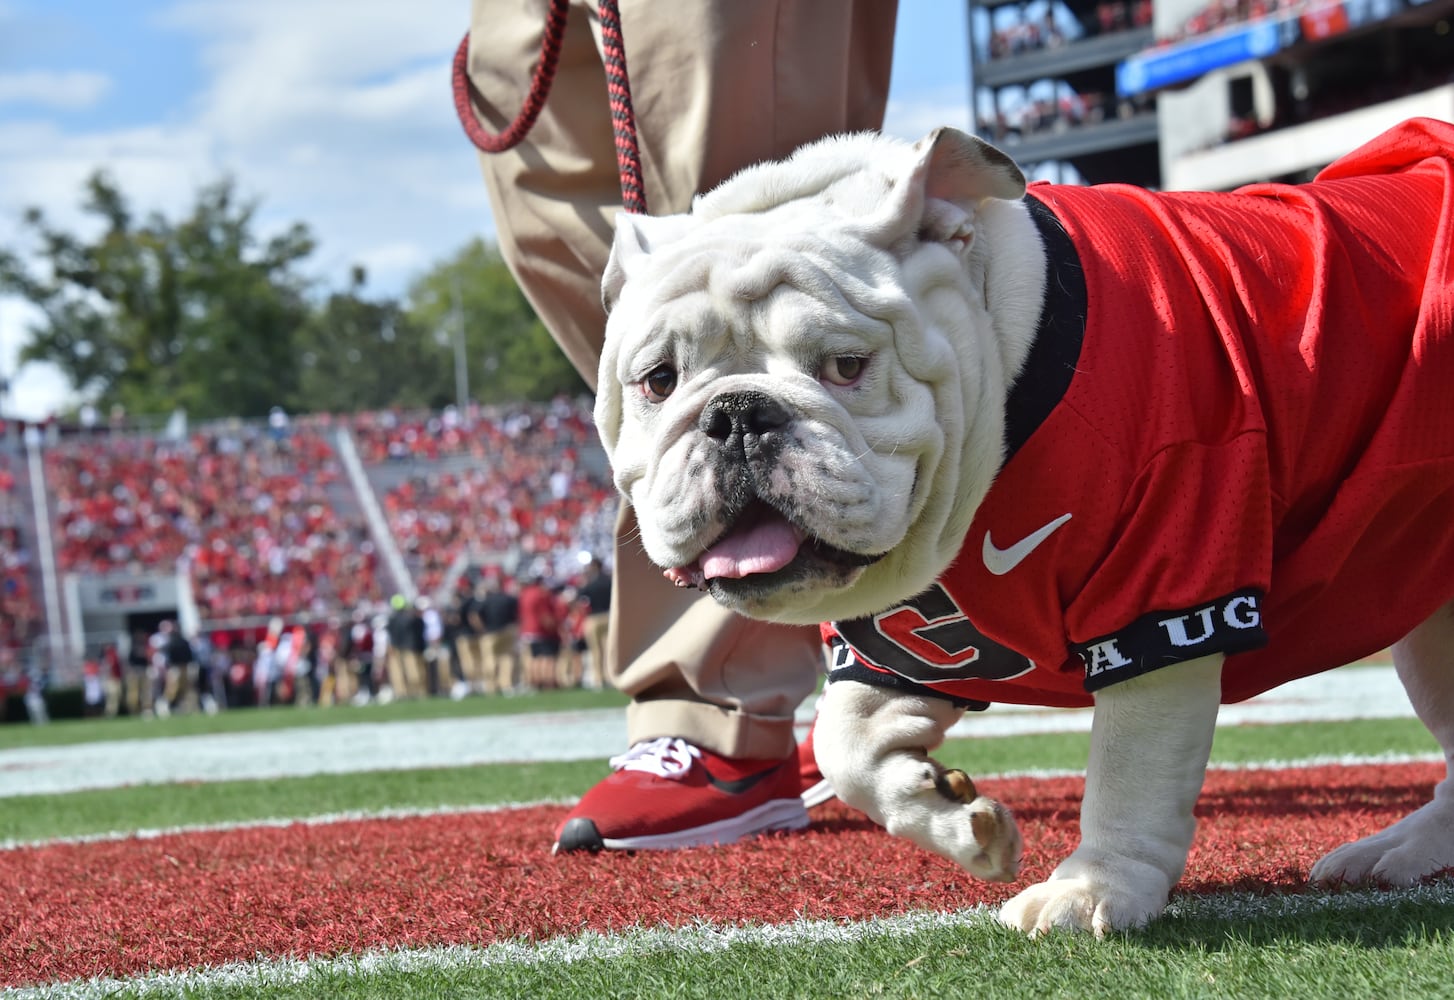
[998,875,1167,939]
[998,851,1172,938]
[1310,799,1454,888]
[962,795,1022,882]
[891,761,1022,882]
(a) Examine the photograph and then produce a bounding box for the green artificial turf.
[2,716,1435,846]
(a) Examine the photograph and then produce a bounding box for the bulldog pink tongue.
[700,518,805,580]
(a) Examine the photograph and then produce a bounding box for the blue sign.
[1117,18,1286,96]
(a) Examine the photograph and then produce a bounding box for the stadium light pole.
[451,273,469,411]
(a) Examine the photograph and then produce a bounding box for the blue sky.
[0,1,974,420]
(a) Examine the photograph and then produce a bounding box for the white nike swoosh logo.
[982,513,1072,576]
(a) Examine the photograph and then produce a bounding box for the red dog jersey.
[824,117,1454,709]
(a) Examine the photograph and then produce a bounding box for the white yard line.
[0,708,631,798]
[0,665,1413,798]
[1,748,1439,854]
[6,881,1453,1000]
[947,662,1413,737]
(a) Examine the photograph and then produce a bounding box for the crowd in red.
[987,1,1153,60]
[1161,0,1296,46]
[348,406,481,464]
[0,456,40,675]
[40,398,614,636]
[375,398,615,596]
[978,1,1156,146]
[45,423,380,622]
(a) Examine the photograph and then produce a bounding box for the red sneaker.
[554,737,809,852]
[798,720,837,808]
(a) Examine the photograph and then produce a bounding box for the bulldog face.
[595,129,1027,625]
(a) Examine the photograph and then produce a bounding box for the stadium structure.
[968,0,1454,188]
[4,0,1452,704]
[0,401,615,701]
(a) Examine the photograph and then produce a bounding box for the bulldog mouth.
[664,500,880,590]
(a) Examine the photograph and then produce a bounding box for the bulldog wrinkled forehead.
[603,127,1026,312]
[594,126,1026,450]
[612,215,894,318]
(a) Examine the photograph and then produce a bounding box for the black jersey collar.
[1002,193,1087,463]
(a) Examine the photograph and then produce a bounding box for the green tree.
[0,172,315,420]
[295,266,453,412]
[405,238,586,404]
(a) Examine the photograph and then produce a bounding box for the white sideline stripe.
[2,750,1441,854]
[0,666,1411,798]
[0,707,633,799]
[6,882,1454,1000]
[988,750,1445,785]
[944,662,1412,738]
[0,799,575,853]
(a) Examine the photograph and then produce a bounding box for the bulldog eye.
[820,355,868,386]
[641,364,678,402]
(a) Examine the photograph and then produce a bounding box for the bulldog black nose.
[699,391,792,441]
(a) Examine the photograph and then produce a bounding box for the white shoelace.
[608,736,702,779]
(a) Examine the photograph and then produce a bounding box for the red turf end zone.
[0,762,1442,989]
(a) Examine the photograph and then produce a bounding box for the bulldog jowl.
[658,388,885,605]
[665,498,882,604]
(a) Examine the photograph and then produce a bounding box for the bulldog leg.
[999,654,1223,937]
[815,679,1021,882]
[1311,600,1454,888]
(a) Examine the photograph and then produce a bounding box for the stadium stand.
[44,421,379,620]
[0,454,41,676]
[2,396,615,712]
[366,398,615,597]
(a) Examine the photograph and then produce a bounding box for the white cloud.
[354,241,431,292]
[2,0,490,286]
[0,0,965,420]
[151,0,492,289]
[0,119,216,232]
[0,297,78,422]
[0,0,497,417]
[0,70,111,110]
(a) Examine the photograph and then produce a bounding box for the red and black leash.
[451,0,648,215]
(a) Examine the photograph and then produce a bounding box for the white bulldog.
[593,118,1454,936]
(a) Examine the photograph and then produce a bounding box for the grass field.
[4,675,1453,999]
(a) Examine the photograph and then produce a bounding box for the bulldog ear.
[914,127,1026,206]
[602,211,699,313]
[592,343,623,456]
[888,128,1026,250]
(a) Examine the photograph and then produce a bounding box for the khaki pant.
[582,611,610,689]
[455,634,488,692]
[162,664,191,711]
[481,627,520,693]
[468,0,896,758]
[125,667,152,716]
[103,676,122,717]
[386,648,427,698]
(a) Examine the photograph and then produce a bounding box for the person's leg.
[583,611,609,689]
[405,651,427,698]
[462,634,488,692]
[499,627,521,692]
[479,632,499,694]
[468,0,618,381]
[125,669,143,716]
[385,648,406,697]
[467,0,896,847]
[556,641,582,688]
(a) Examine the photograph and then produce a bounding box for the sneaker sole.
[556,796,809,853]
[801,778,837,809]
